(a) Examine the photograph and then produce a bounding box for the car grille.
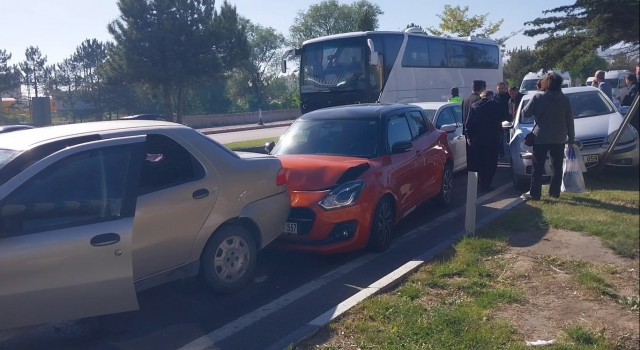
[287,207,316,236]
[577,137,605,150]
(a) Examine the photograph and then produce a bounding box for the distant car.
[0,125,34,133]
[120,114,168,121]
[507,86,639,190]
[411,102,466,172]
[267,104,454,255]
[0,120,290,330]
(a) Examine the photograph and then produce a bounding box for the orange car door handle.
[193,188,210,199]
[90,233,121,247]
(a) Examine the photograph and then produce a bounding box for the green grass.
[326,238,527,349]
[224,137,279,151]
[482,167,640,258]
[562,325,610,349]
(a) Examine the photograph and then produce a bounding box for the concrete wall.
[183,108,301,128]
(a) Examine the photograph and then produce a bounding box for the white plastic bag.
[561,144,586,193]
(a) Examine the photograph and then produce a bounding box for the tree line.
[1,0,637,123]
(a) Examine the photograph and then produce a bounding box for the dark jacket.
[521,91,575,144]
[495,92,512,122]
[462,92,481,133]
[622,83,638,106]
[508,92,525,119]
[465,98,508,146]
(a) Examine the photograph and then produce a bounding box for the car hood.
[573,112,622,139]
[517,112,623,139]
[278,155,371,191]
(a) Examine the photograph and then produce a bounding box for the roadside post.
[596,95,639,171]
[465,171,478,236]
[258,108,264,125]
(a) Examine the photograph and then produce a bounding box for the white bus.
[283,27,503,113]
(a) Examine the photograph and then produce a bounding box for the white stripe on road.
[178,182,513,349]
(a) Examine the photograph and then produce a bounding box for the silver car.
[0,121,290,329]
[411,102,467,172]
[507,86,639,190]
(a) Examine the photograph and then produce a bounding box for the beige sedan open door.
[0,137,145,329]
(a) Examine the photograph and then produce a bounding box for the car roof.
[411,102,455,110]
[298,103,419,121]
[0,125,34,133]
[0,120,187,151]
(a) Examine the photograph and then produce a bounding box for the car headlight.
[318,180,365,210]
[607,126,638,145]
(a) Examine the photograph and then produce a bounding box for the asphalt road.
[0,127,521,350]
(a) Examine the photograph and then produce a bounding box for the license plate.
[583,154,599,163]
[282,222,298,235]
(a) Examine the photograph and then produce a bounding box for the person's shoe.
[520,192,540,201]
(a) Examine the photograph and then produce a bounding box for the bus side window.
[428,39,447,67]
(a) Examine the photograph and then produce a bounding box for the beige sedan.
[0,121,290,330]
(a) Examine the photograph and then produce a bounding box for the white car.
[411,102,467,172]
[506,86,639,190]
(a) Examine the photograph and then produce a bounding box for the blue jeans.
[530,143,564,199]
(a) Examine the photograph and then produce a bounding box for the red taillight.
[276,168,287,186]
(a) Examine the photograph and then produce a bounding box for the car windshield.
[568,91,615,118]
[518,90,616,124]
[0,149,20,169]
[520,79,538,92]
[272,119,379,158]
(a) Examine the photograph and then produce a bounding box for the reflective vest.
[448,96,462,104]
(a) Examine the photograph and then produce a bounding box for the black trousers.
[467,141,499,189]
[530,143,564,199]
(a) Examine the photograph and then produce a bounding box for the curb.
[268,188,525,350]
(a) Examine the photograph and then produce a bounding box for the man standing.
[448,87,462,103]
[495,82,512,158]
[462,80,486,133]
[593,70,613,100]
[465,90,510,191]
[622,73,638,107]
[508,86,525,119]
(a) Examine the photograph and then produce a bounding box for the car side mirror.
[502,121,514,129]
[265,141,276,154]
[440,124,457,133]
[391,140,412,153]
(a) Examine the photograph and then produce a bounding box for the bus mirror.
[367,39,380,66]
[370,54,379,66]
[281,60,287,73]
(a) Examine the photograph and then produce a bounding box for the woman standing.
[520,72,575,200]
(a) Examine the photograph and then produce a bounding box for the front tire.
[368,197,394,253]
[435,163,453,206]
[201,224,257,294]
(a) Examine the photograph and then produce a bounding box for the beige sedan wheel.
[201,224,257,294]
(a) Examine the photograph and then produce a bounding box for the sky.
[1,0,572,65]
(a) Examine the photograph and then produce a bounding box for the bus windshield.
[300,39,370,93]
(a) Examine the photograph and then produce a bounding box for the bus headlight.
[319,181,365,210]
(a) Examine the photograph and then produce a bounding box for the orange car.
[267,104,454,254]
